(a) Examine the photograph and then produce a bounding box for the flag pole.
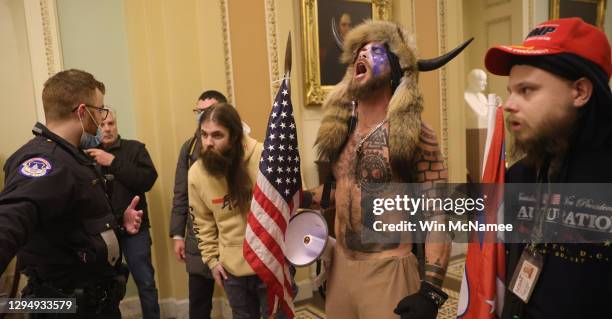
[271,33,293,319]
[284,32,292,79]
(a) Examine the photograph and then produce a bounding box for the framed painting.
[550,0,607,29]
[301,0,391,105]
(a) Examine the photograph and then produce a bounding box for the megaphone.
[285,210,334,266]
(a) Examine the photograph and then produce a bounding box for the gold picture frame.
[550,0,607,29]
[301,0,391,106]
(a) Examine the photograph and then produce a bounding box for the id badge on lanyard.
[509,243,544,303]
[509,173,550,303]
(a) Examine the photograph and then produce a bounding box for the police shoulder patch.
[20,157,52,177]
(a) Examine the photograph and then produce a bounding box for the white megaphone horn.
[285,210,335,267]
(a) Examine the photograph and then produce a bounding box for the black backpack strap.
[320,179,335,210]
[318,102,356,210]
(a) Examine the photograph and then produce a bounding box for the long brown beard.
[347,71,390,100]
[201,147,233,177]
[200,145,252,212]
[509,112,577,173]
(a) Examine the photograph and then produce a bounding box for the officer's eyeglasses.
[72,104,110,120]
[192,108,204,115]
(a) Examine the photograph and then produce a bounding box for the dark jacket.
[502,62,612,319]
[169,132,211,275]
[0,123,122,288]
[100,137,157,229]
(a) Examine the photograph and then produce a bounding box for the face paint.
[370,43,389,77]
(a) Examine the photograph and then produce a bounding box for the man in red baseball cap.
[485,18,611,319]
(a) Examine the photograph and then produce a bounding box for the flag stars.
[262,81,301,199]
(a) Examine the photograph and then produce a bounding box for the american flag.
[244,78,300,318]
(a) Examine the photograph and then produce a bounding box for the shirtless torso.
[332,120,447,262]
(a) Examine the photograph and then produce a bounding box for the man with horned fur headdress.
[302,20,471,319]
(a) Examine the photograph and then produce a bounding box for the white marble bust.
[464,69,488,129]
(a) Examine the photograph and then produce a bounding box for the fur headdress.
[314,20,471,181]
[315,20,423,182]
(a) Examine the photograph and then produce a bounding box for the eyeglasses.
[73,104,110,120]
[192,108,204,115]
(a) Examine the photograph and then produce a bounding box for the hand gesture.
[85,148,115,167]
[123,196,143,235]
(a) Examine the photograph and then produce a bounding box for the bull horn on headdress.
[417,37,474,71]
[331,17,344,50]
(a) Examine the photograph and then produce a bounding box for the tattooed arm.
[394,126,451,317]
[416,124,451,288]
[424,244,451,288]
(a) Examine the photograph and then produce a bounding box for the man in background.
[86,108,159,319]
[169,90,227,318]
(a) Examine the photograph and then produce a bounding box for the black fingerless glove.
[393,281,448,319]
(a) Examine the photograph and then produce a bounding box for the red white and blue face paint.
[354,42,391,80]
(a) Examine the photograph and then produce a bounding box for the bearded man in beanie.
[302,20,472,319]
[485,18,612,319]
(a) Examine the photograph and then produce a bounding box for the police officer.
[0,69,143,318]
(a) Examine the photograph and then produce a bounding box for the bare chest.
[332,123,392,187]
[331,124,399,253]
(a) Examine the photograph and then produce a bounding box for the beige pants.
[325,248,421,319]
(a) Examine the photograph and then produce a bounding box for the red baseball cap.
[485,18,611,78]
